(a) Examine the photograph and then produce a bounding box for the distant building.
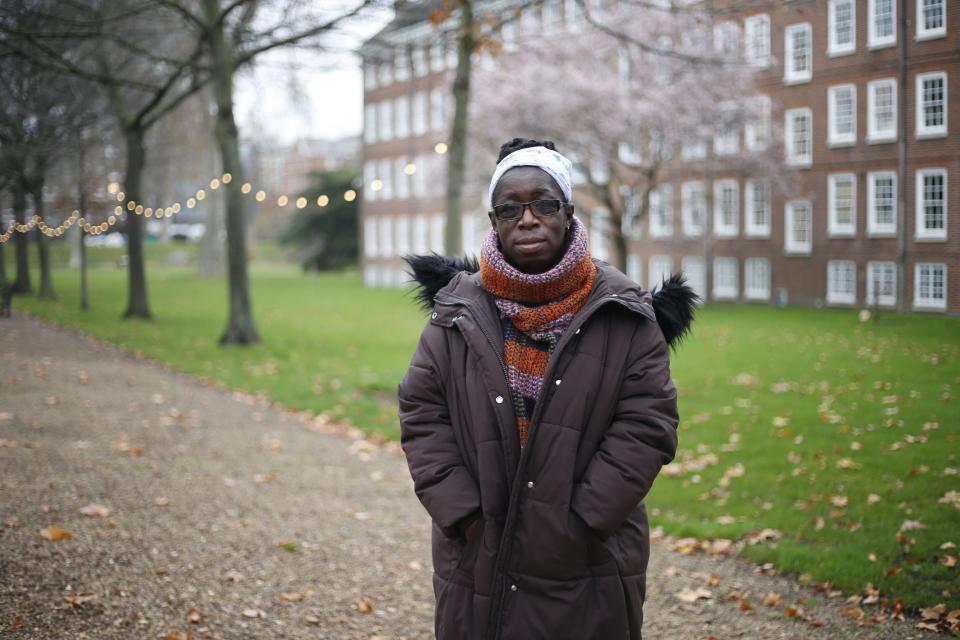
[358,0,958,315]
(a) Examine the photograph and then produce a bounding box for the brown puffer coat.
[398,256,696,640]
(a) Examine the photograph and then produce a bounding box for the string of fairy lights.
[0,141,450,246]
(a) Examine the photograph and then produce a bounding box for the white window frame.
[784,200,812,255]
[429,213,444,253]
[745,95,771,151]
[395,157,410,200]
[681,181,705,237]
[648,255,672,291]
[828,84,857,147]
[681,256,706,302]
[379,215,394,258]
[867,171,897,236]
[866,261,897,307]
[412,153,426,199]
[744,179,771,238]
[626,254,642,287]
[785,108,813,167]
[915,72,948,139]
[412,47,427,77]
[828,0,856,56]
[868,0,897,49]
[378,100,393,141]
[826,260,857,305]
[364,161,377,202]
[713,179,739,238]
[364,103,377,144]
[867,78,897,143]
[827,173,857,237]
[394,48,410,83]
[744,257,771,301]
[412,92,427,136]
[915,168,947,241]
[364,217,378,258]
[913,263,947,310]
[396,215,411,256]
[714,110,739,156]
[713,257,738,300]
[430,88,445,132]
[784,23,812,84]
[916,0,946,40]
[649,184,673,237]
[413,215,429,254]
[394,95,409,140]
[681,138,707,160]
[364,61,378,91]
[713,20,740,56]
[378,158,393,200]
[744,14,771,68]
[378,57,393,86]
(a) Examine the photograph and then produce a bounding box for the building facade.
[358,0,958,314]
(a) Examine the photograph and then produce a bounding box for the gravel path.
[0,312,926,639]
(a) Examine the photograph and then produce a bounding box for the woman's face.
[488,166,575,274]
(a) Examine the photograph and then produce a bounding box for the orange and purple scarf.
[479,216,596,447]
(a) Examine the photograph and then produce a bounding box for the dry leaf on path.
[186,607,201,623]
[762,592,783,607]
[163,632,191,640]
[62,593,97,607]
[80,503,111,518]
[40,525,71,541]
[242,608,266,619]
[675,587,712,603]
[355,597,374,613]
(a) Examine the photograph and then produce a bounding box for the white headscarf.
[487,146,574,210]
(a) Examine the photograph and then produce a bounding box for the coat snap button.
[575,327,581,334]
[495,395,504,404]
[555,379,561,386]
[431,311,438,319]
[611,293,618,298]
[510,584,518,592]
[527,481,534,488]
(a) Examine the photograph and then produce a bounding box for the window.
[626,254,642,286]
[542,0,562,30]
[364,104,377,144]
[785,200,812,254]
[714,21,740,55]
[395,157,410,200]
[648,255,672,291]
[784,23,812,84]
[681,181,706,237]
[429,213,444,253]
[713,257,738,299]
[363,264,376,287]
[867,172,897,236]
[914,263,946,310]
[620,186,642,239]
[378,57,393,86]
[412,92,427,135]
[827,260,857,305]
[745,258,771,300]
[867,79,897,142]
[785,108,813,166]
[364,61,377,90]
[916,168,947,240]
[413,215,429,254]
[744,14,770,67]
[916,72,947,138]
[394,49,410,82]
[379,216,394,257]
[714,180,739,237]
[618,139,642,165]
[714,109,739,156]
[744,179,771,237]
[395,95,409,139]
[917,0,946,39]
[828,85,857,146]
[378,100,393,141]
[461,213,478,254]
[378,158,393,200]
[681,137,707,160]
[828,0,856,55]
[866,261,897,306]
[869,0,896,48]
[828,173,857,237]
[396,215,411,256]
[430,88,446,131]
[564,0,583,32]
[650,184,673,237]
[364,161,377,202]
[745,95,771,151]
[412,154,426,198]
[412,47,427,77]
[521,5,541,36]
[364,217,377,257]
[681,257,706,302]
[590,208,609,261]
[429,43,445,72]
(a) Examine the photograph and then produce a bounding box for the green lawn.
[4,246,958,612]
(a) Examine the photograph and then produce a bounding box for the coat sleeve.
[570,318,679,539]
[398,323,482,539]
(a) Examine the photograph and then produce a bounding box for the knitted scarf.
[479,216,596,448]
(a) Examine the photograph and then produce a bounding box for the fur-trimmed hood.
[403,253,699,349]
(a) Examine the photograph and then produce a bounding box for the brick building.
[358,0,957,314]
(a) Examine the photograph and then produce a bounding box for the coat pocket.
[453,518,484,576]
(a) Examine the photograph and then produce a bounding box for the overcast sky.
[234,7,392,146]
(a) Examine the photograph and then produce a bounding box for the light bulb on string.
[255,190,266,202]
[296,197,307,209]
[187,197,196,209]
[210,178,220,190]
[405,163,416,175]
[241,183,252,194]
[344,190,356,202]
[222,173,232,184]
[435,142,448,154]
[371,179,383,191]
[317,195,329,207]
[277,195,289,207]
[196,189,206,201]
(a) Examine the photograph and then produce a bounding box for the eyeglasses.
[490,199,567,222]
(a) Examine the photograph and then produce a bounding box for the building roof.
[358,0,445,57]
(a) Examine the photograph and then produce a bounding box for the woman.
[398,138,697,640]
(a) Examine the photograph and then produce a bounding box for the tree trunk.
[31,182,55,300]
[12,185,31,294]
[123,127,151,318]
[444,0,475,256]
[205,0,259,345]
[609,208,627,274]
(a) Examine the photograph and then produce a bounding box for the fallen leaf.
[154,497,170,507]
[62,593,96,607]
[921,603,946,620]
[304,615,320,625]
[223,570,243,583]
[280,592,303,602]
[242,608,266,619]
[785,605,804,618]
[40,525,71,541]
[163,632,191,640]
[186,607,201,624]
[355,597,375,613]
[11,615,24,629]
[675,587,712,603]
[739,600,753,611]
[79,503,111,518]
[762,592,783,607]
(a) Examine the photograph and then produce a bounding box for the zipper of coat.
[487,295,655,640]
[434,296,510,383]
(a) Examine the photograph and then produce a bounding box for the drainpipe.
[896,0,908,312]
